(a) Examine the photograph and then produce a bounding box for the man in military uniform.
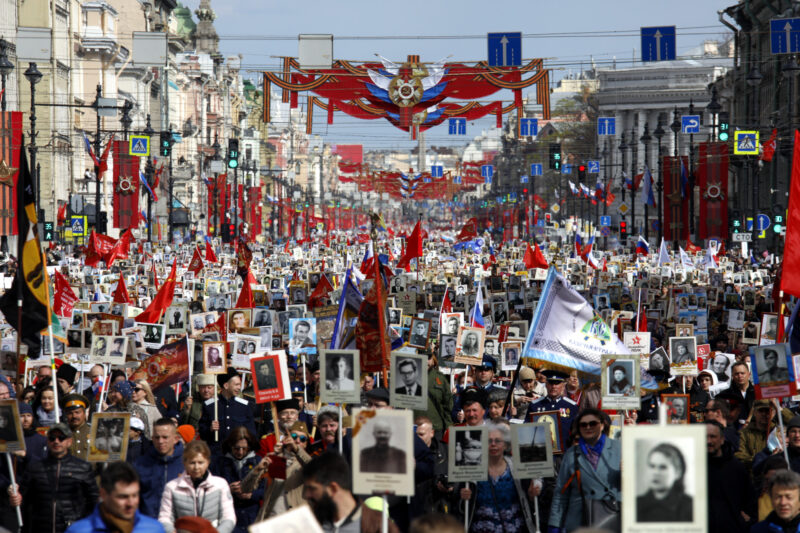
[179,374,216,429]
[525,370,577,448]
[199,367,256,449]
[62,394,90,460]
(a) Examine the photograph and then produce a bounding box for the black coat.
[20,453,98,533]
[707,445,756,533]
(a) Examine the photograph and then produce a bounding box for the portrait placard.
[250,354,291,404]
[202,341,227,374]
[408,318,431,350]
[440,312,463,337]
[228,308,252,333]
[601,355,640,410]
[759,313,780,346]
[389,352,428,411]
[448,426,488,483]
[165,304,188,335]
[527,410,564,454]
[248,505,324,533]
[753,343,797,399]
[662,394,691,424]
[621,424,707,532]
[624,331,651,366]
[88,412,130,462]
[669,336,697,376]
[0,400,24,453]
[501,341,522,371]
[90,335,111,362]
[106,336,128,365]
[511,423,554,479]
[140,323,165,349]
[455,325,484,366]
[352,408,414,496]
[320,349,361,405]
[288,318,317,356]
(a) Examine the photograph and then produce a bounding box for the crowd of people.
[0,229,797,533]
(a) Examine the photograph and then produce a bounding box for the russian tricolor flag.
[636,235,650,256]
[469,285,485,328]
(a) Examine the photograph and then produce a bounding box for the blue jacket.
[133,441,185,518]
[214,452,265,533]
[65,505,165,533]
[751,511,800,533]
[549,436,622,532]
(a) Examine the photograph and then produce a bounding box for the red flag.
[97,134,115,179]
[205,241,218,263]
[396,220,423,270]
[685,238,701,254]
[131,337,189,391]
[204,310,227,342]
[235,268,255,308]
[601,257,608,272]
[187,246,204,275]
[113,274,131,304]
[57,202,67,225]
[283,240,291,253]
[53,271,78,317]
[105,229,132,267]
[135,259,177,324]
[455,218,478,242]
[440,288,453,314]
[307,273,334,309]
[84,230,116,267]
[151,261,160,292]
[638,306,648,332]
[783,131,800,297]
[524,241,548,269]
[761,128,778,162]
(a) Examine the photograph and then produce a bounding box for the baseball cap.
[47,423,73,439]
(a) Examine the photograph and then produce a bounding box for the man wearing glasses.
[7,423,98,532]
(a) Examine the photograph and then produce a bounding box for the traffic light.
[718,112,730,142]
[227,139,239,169]
[159,132,172,157]
[549,143,562,170]
[545,213,552,223]
[619,220,627,237]
[42,221,54,241]
[578,164,586,181]
[774,214,784,233]
[97,211,108,234]
[732,218,741,233]
[522,188,529,195]
[221,223,232,243]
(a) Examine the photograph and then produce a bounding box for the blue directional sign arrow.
[597,117,616,136]
[600,216,611,227]
[641,26,676,62]
[431,165,443,178]
[681,115,701,134]
[520,118,538,136]
[587,160,600,173]
[530,163,543,176]
[757,214,771,231]
[771,18,800,54]
[487,32,522,67]
[481,165,494,178]
[562,164,572,175]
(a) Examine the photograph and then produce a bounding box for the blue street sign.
[600,216,612,227]
[520,118,538,136]
[520,175,529,184]
[771,18,800,54]
[746,217,754,231]
[757,214,771,231]
[481,165,494,178]
[70,215,86,236]
[424,177,432,183]
[587,160,600,173]
[485,175,492,185]
[530,163,543,176]
[597,117,616,136]
[562,164,573,175]
[453,175,462,184]
[448,117,466,135]
[681,115,701,134]
[641,26,676,62]
[129,135,150,156]
[431,165,443,178]
[487,32,522,67]
[536,220,545,227]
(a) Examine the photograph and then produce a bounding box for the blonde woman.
[132,379,162,436]
[158,440,236,533]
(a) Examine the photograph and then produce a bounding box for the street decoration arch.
[262,54,550,138]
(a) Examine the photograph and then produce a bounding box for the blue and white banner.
[521,269,658,386]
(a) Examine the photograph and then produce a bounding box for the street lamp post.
[653,117,666,243]
[91,84,103,233]
[687,101,696,240]
[747,64,763,247]
[143,115,155,242]
[630,128,637,236]
[0,40,13,112]
[670,107,681,251]
[24,63,42,218]
[640,122,652,241]
[212,135,220,237]
[618,132,627,241]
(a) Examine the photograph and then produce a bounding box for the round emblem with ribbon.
[118,175,134,195]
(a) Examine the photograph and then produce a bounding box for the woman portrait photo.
[636,441,693,522]
[325,352,355,391]
[608,363,634,396]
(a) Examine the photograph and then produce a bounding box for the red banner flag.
[105,229,132,267]
[524,241,549,270]
[396,221,423,270]
[112,140,140,229]
[456,218,478,242]
[783,130,800,298]
[307,273,334,309]
[135,259,177,324]
[761,128,778,162]
[205,241,218,263]
[0,111,22,236]
[53,271,78,317]
[84,230,116,267]
[187,246,204,274]
[113,273,131,304]
[235,269,256,308]
[131,337,189,391]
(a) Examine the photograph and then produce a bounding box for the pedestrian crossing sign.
[129,135,150,156]
[733,130,759,156]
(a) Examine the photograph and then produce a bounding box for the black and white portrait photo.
[501,341,521,371]
[388,353,428,411]
[439,334,457,368]
[648,348,670,372]
[320,349,361,405]
[483,336,499,358]
[408,318,431,349]
[290,287,307,305]
[166,305,187,334]
[288,318,317,356]
[108,336,127,362]
[258,326,273,350]
[441,313,462,337]
[252,308,273,328]
[0,401,22,451]
[141,324,164,348]
[761,314,780,343]
[754,344,794,393]
[203,341,226,374]
[600,355,640,410]
[254,358,278,391]
[668,337,697,374]
[389,308,402,326]
[622,425,706,531]
[448,426,488,483]
[352,409,414,496]
[88,412,130,462]
[455,326,485,366]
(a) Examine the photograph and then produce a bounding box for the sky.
[181,0,735,152]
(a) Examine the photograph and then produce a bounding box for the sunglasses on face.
[579,420,600,429]
[48,434,68,442]
[291,433,308,442]
[133,388,143,393]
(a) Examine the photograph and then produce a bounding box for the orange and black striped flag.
[0,144,49,350]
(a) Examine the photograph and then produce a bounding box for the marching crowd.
[0,231,798,533]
